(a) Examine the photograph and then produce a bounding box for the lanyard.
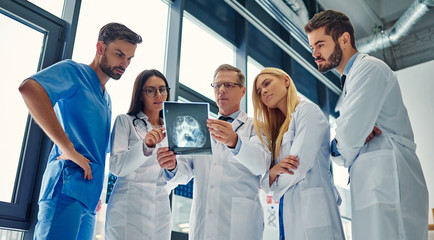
[234,122,245,132]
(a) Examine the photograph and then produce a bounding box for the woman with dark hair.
[105,69,175,240]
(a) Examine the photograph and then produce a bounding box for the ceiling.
[314,0,434,70]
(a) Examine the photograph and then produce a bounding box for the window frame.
[0,0,71,230]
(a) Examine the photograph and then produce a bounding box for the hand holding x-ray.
[157,147,177,170]
[207,119,238,148]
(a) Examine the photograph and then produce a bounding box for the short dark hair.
[127,69,170,117]
[98,22,142,45]
[213,64,245,86]
[304,10,356,49]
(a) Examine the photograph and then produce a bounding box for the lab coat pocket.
[230,197,263,240]
[350,149,398,211]
[301,187,332,229]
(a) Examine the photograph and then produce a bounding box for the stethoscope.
[132,114,148,139]
[133,114,147,127]
[132,114,164,139]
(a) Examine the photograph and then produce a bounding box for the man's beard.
[317,43,343,73]
[100,53,125,80]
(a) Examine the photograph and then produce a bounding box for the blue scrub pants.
[34,180,96,240]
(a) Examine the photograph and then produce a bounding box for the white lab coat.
[333,54,429,240]
[261,100,345,240]
[105,112,175,240]
[165,111,271,240]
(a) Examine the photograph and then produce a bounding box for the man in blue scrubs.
[19,22,142,240]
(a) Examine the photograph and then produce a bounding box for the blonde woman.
[253,67,344,240]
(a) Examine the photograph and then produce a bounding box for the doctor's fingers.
[145,132,163,147]
[272,164,294,175]
[157,148,175,160]
[160,157,177,170]
[152,129,166,143]
[210,132,223,142]
[157,147,172,155]
[207,119,231,127]
[157,153,177,169]
[373,126,382,135]
[57,152,92,180]
[282,156,299,166]
[365,126,382,143]
[210,131,231,144]
[365,132,375,144]
[147,129,165,141]
[207,121,232,132]
[276,158,298,169]
[209,125,234,139]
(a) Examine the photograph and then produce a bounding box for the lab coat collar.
[234,110,248,126]
[343,52,360,76]
[233,110,247,122]
[136,111,148,120]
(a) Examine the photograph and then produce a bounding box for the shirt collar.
[218,110,241,120]
[343,52,360,76]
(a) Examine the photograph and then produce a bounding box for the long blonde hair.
[252,68,300,166]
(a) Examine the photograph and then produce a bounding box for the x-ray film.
[163,102,212,155]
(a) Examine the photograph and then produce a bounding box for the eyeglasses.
[142,86,170,97]
[211,82,242,90]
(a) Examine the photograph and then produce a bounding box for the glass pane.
[0,13,44,203]
[330,116,352,237]
[72,1,169,239]
[27,0,65,18]
[179,14,235,100]
[171,191,193,234]
[0,228,24,240]
[247,57,263,117]
[342,218,352,240]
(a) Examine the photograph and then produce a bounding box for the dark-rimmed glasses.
[142,86,170,97]
[211,82,242,90]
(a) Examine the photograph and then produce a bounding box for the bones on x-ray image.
[163,102,212,155]
[173,115,206,147]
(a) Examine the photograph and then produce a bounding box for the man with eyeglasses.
[157,64,271,240]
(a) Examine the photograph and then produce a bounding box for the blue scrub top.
[30,59,111,210]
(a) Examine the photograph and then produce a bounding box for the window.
[27,0,65,18]
[0,0,65,233]
[246,57,263,117]
[179,13,235,101]
[0,12,43,203]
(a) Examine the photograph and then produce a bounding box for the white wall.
[397,60,434,237]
